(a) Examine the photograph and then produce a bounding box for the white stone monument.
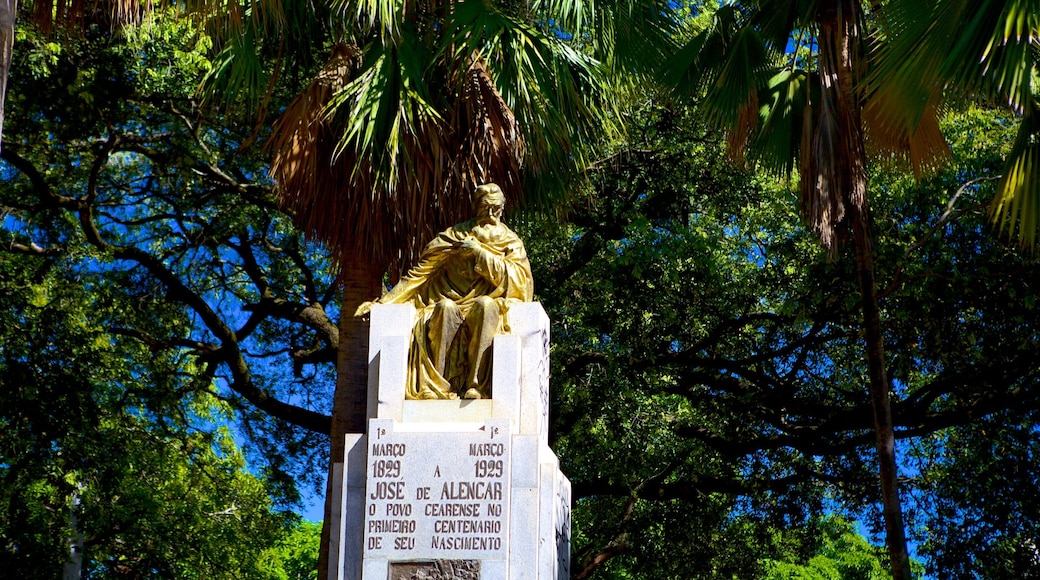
[329,302,570,580]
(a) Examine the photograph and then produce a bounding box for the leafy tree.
[0,244,296,577]
[1,16,328,578]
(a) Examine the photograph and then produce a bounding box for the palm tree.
[665,2,948,578]
[870,0,1040,250]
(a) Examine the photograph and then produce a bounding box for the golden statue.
[357,184,534,400]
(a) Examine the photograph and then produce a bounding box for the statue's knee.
[434,298,460,314]
[472,296,495,312]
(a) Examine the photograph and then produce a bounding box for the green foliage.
[260,520,322,580]
[762,517,889,580]
[127,10,215,97]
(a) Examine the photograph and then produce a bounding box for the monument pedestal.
[331,303,570,580]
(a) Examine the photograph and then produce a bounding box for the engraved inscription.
[363,419,510,560]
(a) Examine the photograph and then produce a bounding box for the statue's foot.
[462,388,482,400]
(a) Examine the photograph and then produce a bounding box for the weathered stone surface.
[389,560,480,580]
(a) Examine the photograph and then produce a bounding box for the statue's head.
[473,183,506,212]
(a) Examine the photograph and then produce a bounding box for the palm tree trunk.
[318,254,382,580]
[0,0,15,149]
[850,209,912,580]
[817,2,911,577]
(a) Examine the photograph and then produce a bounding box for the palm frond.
[270,0,625,272]
[331,0,406,42]
[992,101,1040,250]
[442,0,605,208]
[974,0,1039,112]
[863,91,949,178]
[268,44,379,266]
[750,68,813,177]
[273,27,527,273]
[873,0,1040,250]
[867,0,952,147]
[754,0,815,52]
[873,0,1038,124]
[575,0,677,80]
[191,0,328,124]
[451,53,525,205]
[200,27,267,110]
[666,3,782,147]
[665,4,778,125]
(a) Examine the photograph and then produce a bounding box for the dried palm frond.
[727,90,758,167]
[801,3,867,255]
[269,44,372,266]
[451,52,525,213]
[29,0,148,33]
[270,42,528,278]
[862,91,950,179]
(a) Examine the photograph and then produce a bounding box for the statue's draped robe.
[385,219,533,399]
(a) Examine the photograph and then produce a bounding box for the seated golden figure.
[358,184,533,399]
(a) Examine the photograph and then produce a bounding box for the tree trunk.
[64,485,83,580]
[817,2,911,577]
[317,255,383,580]
[851,210,912,579]
[0,0,14,150]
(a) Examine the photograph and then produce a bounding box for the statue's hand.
[355,301,376,317]
[459,237,482,255]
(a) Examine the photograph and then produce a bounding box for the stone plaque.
[364,418,511,560]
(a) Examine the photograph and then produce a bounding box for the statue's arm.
[469,240,530,294]
[355,275,421,316]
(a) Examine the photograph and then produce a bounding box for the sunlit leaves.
[332,0,404,42]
